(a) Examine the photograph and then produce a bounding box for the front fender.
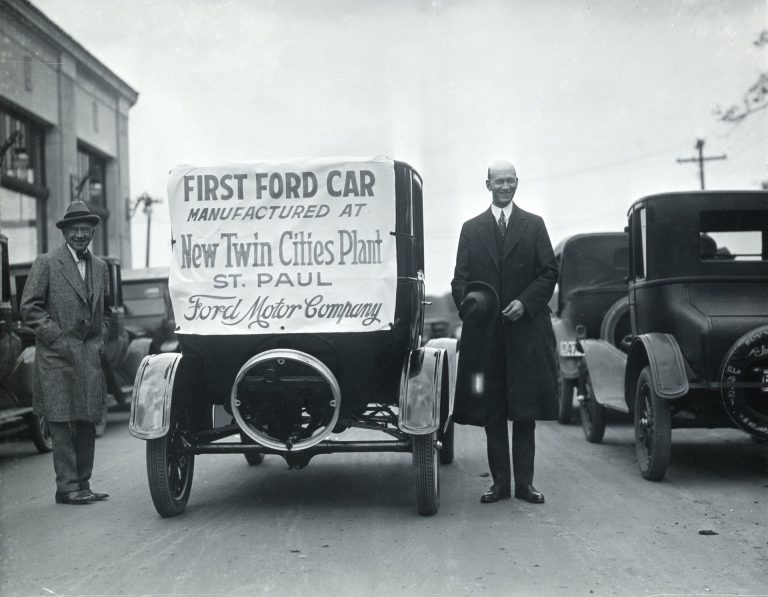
[425,337,458,420]
[579,339,627,412]
[626,334,688,401]
[128,352,183,440]
[398,347,445,435]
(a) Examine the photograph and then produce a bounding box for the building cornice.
[2,0,139,106]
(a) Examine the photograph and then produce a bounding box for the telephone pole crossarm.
[676,138,727,190]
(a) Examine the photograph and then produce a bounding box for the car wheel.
[412,432,439,516]
[634,365,671,481]
[146,407,195,517]
[600,297,630,348]
[25,413,53,453]
[579,368,606,443]
[558,377,576,424]
[240,432,265,466]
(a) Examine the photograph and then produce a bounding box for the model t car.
[129,158,456,516]
[578,191,768,480]
[549,232,629,423]
[0,234,51,452]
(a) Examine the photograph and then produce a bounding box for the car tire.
[25,413,53,453]
[719,325,768,441]
[579,367,606,443]
[558,377,576,424]
[634,365,671,481]
[412,432,439,516]
[147,407,194,517]
[600,297,630,348]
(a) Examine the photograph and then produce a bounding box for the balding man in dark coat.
[452,159,559,504]
[21,201,111,505]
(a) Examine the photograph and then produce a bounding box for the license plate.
[559,341,583,357]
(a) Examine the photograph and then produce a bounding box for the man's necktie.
[498,210,507,235]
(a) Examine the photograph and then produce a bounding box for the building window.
[75,145,108,254]
[1,105,46,262]
[92,101,98,132]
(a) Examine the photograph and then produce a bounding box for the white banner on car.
[166,157,397,335]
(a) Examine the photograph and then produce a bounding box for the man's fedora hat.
[56,201,101,229]
[459,281,499,323]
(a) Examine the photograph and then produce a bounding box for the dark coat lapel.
[502,206,529,263]
[480,208,499,267]
[55,244,89,305]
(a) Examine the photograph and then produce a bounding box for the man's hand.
[502,299,525,322]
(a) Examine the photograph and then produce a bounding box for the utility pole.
[676,138,727,190]
[126,193,161,268]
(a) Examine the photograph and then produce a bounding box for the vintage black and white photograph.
[0,1,766,595]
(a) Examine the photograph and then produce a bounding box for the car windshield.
[124,281,166,317]
[559,234,628,298]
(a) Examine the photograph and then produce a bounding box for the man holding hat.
[21,200,111,505]
[452,159,559,504]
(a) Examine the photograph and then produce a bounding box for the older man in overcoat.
[21,201,111,505]
[452,159,559,504]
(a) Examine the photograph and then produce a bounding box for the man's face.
[486,166,518,207]
[63,223,95,254]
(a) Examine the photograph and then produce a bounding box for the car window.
[124,282,167,316]
[700,210,768,262]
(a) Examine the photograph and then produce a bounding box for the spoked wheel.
[634,366,671,481]
[579,368,606,443]
[412,432,439,516]
[240,432,265,466]
[439,419,455,465]
[146,408,195,516]
[558,377,576,424]
[25,413,53,453]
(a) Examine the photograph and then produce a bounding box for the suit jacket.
[20,244,110,423]
[452,205,559,421]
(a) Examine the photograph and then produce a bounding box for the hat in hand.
[55,201,101,229]
[459,281,499,324]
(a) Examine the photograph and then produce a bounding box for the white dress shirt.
[66,244,89,280]
[490,202,513,230]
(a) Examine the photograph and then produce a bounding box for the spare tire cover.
[720,325,768,440]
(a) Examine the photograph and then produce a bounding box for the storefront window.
[0,187,38,262]
[76,146,108,254]
[1,105,46,262]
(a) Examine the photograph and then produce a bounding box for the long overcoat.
[452,205,559,422]
[20,244,110,423]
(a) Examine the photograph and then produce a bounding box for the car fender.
[551,316,579,379]
[129,352,183,439]
[579,338,628,412]
[626,334,689,404]
[425,337,457,427]
[398,346,445,435]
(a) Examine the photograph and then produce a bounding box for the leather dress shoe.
[84,490,109,501]
[514,484,545,504]
[55,490,94,505]
[480,485,511,503]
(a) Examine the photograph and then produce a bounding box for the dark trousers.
[484,336,536,488]
[48,421,96,494]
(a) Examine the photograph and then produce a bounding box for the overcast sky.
[32,0,768,294]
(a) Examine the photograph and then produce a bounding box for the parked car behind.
[121,266,177,354]
[0,234,51,452]
[578,191,768,480]
[550,232,629,423]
